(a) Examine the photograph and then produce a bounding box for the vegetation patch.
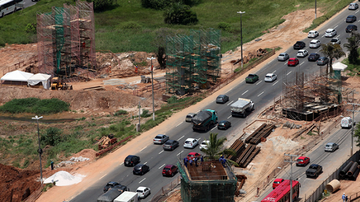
[0,98,70,114]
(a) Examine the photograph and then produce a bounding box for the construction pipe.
[351,168,360,181]
[347,162,359,176]
[325,179,340,193]
[340,161,353,177]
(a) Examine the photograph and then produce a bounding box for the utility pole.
[147,57,156,121]
[138,101,141,132]
[32,115,43,186]
[237,11,245,69]
[347,102,360,156]
[284,153,297,202]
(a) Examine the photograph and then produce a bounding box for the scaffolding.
[165,29,221,95]
[37,0,96,78]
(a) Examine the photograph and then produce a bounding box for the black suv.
[346,25,358,33]
[346,15,357,23]
[124,155,140,167]
[308,53,320,62]
[306,164,323,178]
[293,41,305,50]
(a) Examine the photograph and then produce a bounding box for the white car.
[277,52,289,61]
[264,73,277,82]
[308,30,319,38]
[199,140,210,150]
[309,39,321,49]
[324,28,337,38]
[183,138,199,149]
[349,3,359,10]
[137,186,151,199]
[331,38,341,45]
[297,49,308,58]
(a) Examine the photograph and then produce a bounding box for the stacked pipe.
[340,161,353,179]
[347,162,359,180]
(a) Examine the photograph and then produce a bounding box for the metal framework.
[165,29,221,95]
[37,0,96,78]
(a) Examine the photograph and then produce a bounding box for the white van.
[341,117,353,129]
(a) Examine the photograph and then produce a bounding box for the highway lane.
[71,5,360,202]
[258,114,357,201]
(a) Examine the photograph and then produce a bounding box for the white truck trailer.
[113,191,138,202]
[230,98,254,117]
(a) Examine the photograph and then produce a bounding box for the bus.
[0,0,23,18]
[261,180,300,202]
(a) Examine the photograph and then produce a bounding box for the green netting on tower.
[52,7,71,74]
[177,162,236,202]
[331,70,342,103]
[166,29,221,95]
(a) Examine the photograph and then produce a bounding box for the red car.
[287,58,299,66]
[162,164,178,177]
[187,152,201,161]
[296,156,310,166]
[273,178,284,189]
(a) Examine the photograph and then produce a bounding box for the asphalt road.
[71,5,360,202]
[0,0,37,18]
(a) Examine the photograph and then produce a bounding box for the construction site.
[36,0,96,80]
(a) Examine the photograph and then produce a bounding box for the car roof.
[289,58,297,60]
[326,142,335,145]
[201,140,209,143]
[188,152,199,155]
[217,95,226,97]
[274,178,283,182]
[296,41,304,43]
[348,15,356,17]
[310,39,319,42]
[266,73,274,76]
[309,30,317,32]
[187,113,196,115]
[185,138,196,141]
[326,28,334,31]
[310,164,319,167]
[164,164,175,168]
[248,74,256,76]
[279,52,287,55]
[126,155,138,158]
[319,56,327,59]
[298,156,307,159]
[219,120,229,123]
[137,186,148,191]
[107,181,119,185]
[165,139,175,143]
[135,164,146,167]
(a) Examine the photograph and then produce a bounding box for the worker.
[135,65,138,73]
[201,156,204,164]
[194,157,198,167]
[189,159,193,166]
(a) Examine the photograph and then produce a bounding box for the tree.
[344,32,360,64]
[201,133,238,166]
[320,43,346,74]
[354,123,360,147]
[163,3,198,25]
[151,28,180,69]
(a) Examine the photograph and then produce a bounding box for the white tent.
[0,70,34,82]
[27,73,51,89]
[332,62,348,71]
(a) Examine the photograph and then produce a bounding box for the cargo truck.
[230,98,254,117]
[192,109,218,131]
[113,191,139,202]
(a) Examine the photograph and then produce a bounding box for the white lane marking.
[300,61,304,66]
[334,25,338,29]
[284,62,287,65]
[272,81,279,86]
[177,150,184,156]
[140,146,147,152]
[321,35,325,38]
[144,162,147,164]
[356,10,359,14]
[139,178,146,184]
[258,92,264,97]
[211,126,216,131]
[287,71,292,75]
[176,122,182,127]
[158,150,164,154]
[159,164,165,169]
[227,115,232,119]
[227,100,234,106]
[256,80,262,85]
[100,174,106,179]
[242,90,248,95]
[178,135,185,141]
[120,163,123,166]
[337,34,341,38]
[272,70,277,73]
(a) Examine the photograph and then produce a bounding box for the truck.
[230,98,254,117]
[192,109,218,131]
[341,117,353,129]
[113,191,139,202]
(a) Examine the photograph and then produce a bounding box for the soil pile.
[0,164,40,202]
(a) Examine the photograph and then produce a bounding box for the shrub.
[121,21,142,29]
[218,22,232,32]
[0,98,69,114]
[25,23,36,34]
[164,3,198,25]
[141,109,151,118]
[41,127,62,147]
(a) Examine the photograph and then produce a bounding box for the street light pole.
[32,115,43,186]
[237,11,245,69]
[284,153,297,202]
[347,102,360,156]
[147,57,156,121]
[315,0,317,19]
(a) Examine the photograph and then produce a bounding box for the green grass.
[0,0,353,53]
[0,98,70,114]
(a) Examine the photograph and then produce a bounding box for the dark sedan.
[317,57,329,66]
[346,25,358,33]
[293,41,305,50]
[216,95,229,104]
[163,140,179,151]
[124,155,140,167]
[133,164,150,175]
[103,181,120,193]
[218,120,231,130]
[308,53,320,62]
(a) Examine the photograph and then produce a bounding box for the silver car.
[308,30,319,38]
[325,143,339,152]
[153,134,169,144]
[309,39,320,49]
[317,57,329,66]
[278,53,289,61]
[349,3,359,10]
[331,38,341,45]
[324,29,337,38]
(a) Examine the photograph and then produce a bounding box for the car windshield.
[164,141,171,145]
[331,39,337,42]
[248,75,255,78]
[297,159,303,162]
[274,181,281,184]
[309,165,317,169]
[155,135,163,139]
[266,76,272,78]
[135,166,142,170]
[326,30,332,33]
[280,53,285,56]
[137,190,143,193]
[326,144,332,147]
[164,168,170,171]
[185,141,191,144]
[289,59,294,61]
[201,142,207,145]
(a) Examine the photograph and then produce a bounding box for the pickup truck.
[306,164,322,178]
[192,109,218,131]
